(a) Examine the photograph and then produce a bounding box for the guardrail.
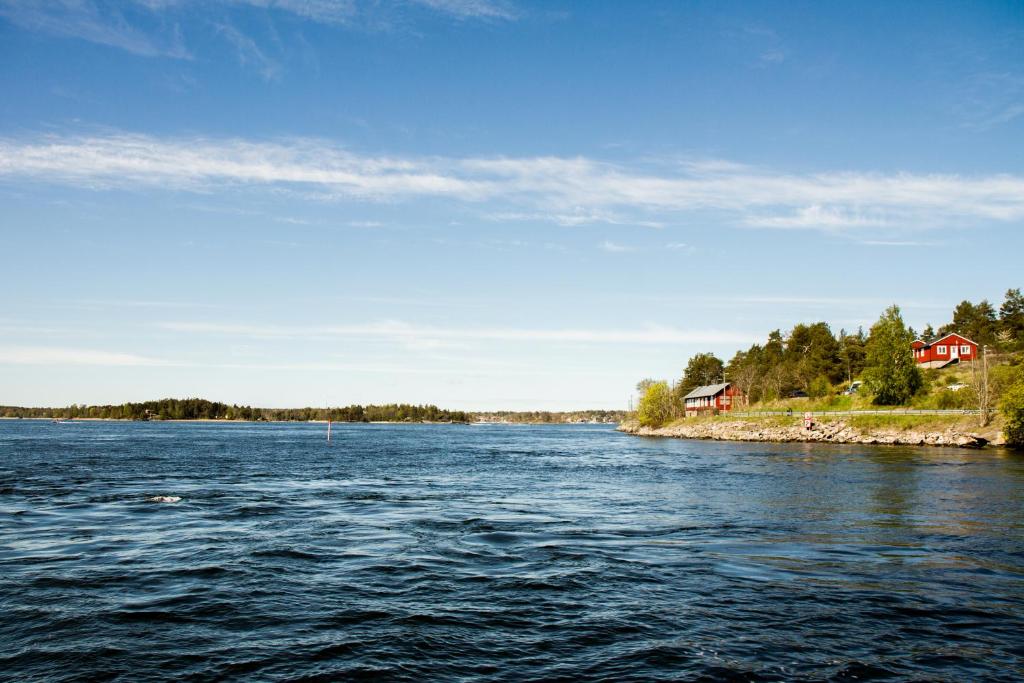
[729,409,980,416]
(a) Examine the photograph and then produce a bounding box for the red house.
[683,382,744,416]
[912,332,978,369]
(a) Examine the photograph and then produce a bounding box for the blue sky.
[1,0,1022,410]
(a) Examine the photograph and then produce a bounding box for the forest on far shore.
[0,399,471,423]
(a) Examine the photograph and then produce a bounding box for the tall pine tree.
[864,305,922,405]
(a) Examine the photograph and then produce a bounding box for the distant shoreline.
[0,417,469,424]
[0,417,615,425]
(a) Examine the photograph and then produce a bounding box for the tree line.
[471,410,626,424]
[0,398,471,423]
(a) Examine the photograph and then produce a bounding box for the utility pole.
[973,345,991,427]
[982,345,991,427]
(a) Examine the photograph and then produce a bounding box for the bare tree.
[972,345,992,427]
[731,362,759,407]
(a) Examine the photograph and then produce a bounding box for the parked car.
[788,390,809,398]
[842,381,863,396]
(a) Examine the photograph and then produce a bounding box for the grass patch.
[843,413,977,431]
[676,411,995,433]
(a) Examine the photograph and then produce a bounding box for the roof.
[914,332,979,349]
[932,332,978,346]
[683,382,731,401]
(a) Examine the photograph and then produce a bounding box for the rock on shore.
[617,419,991,448]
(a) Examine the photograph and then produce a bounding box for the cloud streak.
[0,346,171,366]
[2,132,1024,230]
[599,240,636,253]
[0,0,191,58]
[156,320,753,345]
[0,0,516,56]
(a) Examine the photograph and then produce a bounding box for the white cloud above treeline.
[2,131,1023,232]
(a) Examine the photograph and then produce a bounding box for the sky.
[1,0,1022,410]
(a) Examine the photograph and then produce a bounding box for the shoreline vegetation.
[0,399,624,425]
[629,291,1024,449]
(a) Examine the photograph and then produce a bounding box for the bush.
[808,376,831,399]
[936,388,974,410]
[638,381,676,428]
[1001,381,1024,448]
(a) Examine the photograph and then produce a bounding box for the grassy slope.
[734,363,988,414]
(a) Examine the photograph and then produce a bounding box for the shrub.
[808,375,832,399]
[1001,381,1024,448]
[936,388,973,410]
[638,381,675,428]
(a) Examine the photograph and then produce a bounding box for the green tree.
[946,299,998,348]
[1000,288,1024,346]
[1001,380,1024,448]
[839,327,868,384]
[787,322,843,387]
[676,353,725,398]
[637,381,675,428]
[635,378,658,395]
[864,305,922,405]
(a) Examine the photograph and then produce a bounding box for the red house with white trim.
[682,382,744,416]
[912,332,978,369]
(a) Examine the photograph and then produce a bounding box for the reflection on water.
[1,421,1023,680]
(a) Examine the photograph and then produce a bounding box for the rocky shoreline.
[618,419,997,448]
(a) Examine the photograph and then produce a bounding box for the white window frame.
[937,345,947,354]
[961,345,970,354]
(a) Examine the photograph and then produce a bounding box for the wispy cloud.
[0,0,517,60]
[213,22,281,81]
[598,240,636,253]
[634,294,952,311]
[955,70,1024,131]
[69,298,222,309]
[0,0,191,58]
[230,0,359,25]
[744,205,888,229]
[2,131,1024,231]
[858,239,942,248]
[0,346,171,366]
[409,0,516,20]
[157,319,753,345]
[486,209,664,228]
[740,24,787,68]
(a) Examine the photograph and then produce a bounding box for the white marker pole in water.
[327,417,332,443]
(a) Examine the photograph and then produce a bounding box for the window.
[937,345,947,354]
[961,345,970,354]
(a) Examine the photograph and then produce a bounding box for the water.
[1,421,1023,681]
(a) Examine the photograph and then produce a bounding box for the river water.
[1,421,1022,681]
